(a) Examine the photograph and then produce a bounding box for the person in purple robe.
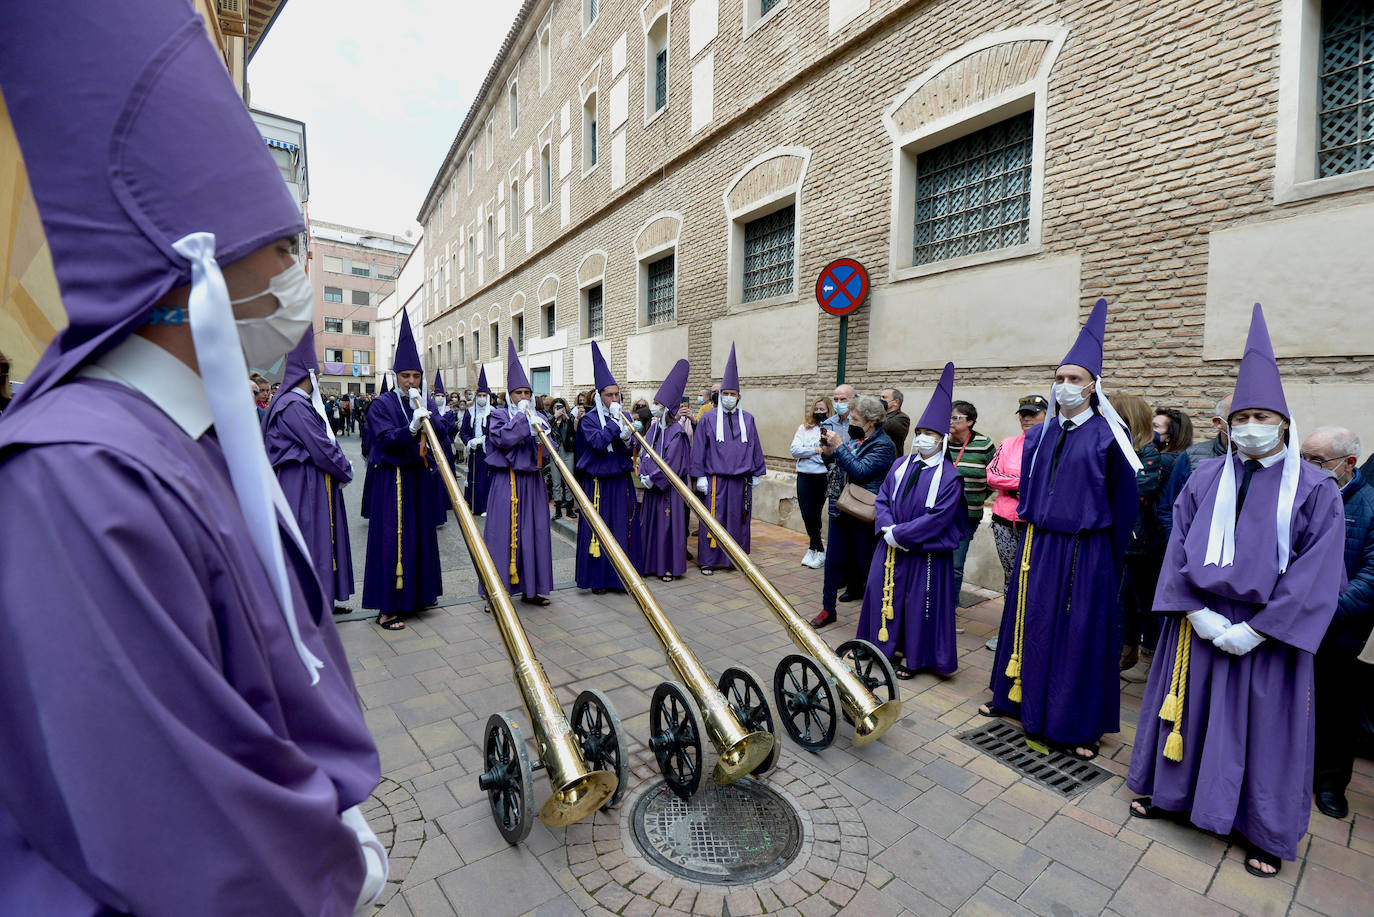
[690,343,767,574]
[263,326,355,613]
[1126,304,1346,878]
[483,339,555,604]
[459,366,495,514]
[0,3,385,911]
[361,310,454,630]
[858,364,968,678]
[575,341,636,593]
[638,359,693,582]
[982,299,1141,760]
[430,369,457,521]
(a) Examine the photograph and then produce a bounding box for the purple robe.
[264,390,355,607]
[857,456,967,673]
[988,413,1139,744]
[360,411,375,519]
[459,406,494,512]
[1126,455,1346,859]
[362,391,446,614]
[482,408,554,598]
[0,380,378,914]
[638,418,691,578]
[690,408,767,569]
[430,407,459,520]
[575,408,635,591]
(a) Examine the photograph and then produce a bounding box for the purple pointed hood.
[275,324,319,400]
[393,310,422,374]
[381,376,392,394]
[1060,298,1107,378]
[915,363,956,434]
[654,360,691,410]
[722,344,740,392]
[505,338,532,391]
[1229,303,1289,420]
[0,0,304,410]
[475,366,490,394]
[433,370,446,396]
[591,340,617,392]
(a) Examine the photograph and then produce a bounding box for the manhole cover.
[959,720,1111,797]
[630,778,803,885]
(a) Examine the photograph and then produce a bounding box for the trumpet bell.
[851,699,903,747]
[539,769,620,827]
[711,730,776,785]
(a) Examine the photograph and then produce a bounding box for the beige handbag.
[836,482,877,523]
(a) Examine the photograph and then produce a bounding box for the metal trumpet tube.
[526,409,774,784]
[631,427,901,746]
[415,406,616,826]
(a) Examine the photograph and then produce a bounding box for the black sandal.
[894,664,917,680]
[1129,797,1177,820]
[700,567,714,576]
[376,614,406,631]
[1062,742,1099,761]
[978,703,1007,718]
[520,595,551,606]
[660,575,675,583]
[1244,847,1281,878]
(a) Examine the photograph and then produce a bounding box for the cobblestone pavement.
[331,436,1374,916]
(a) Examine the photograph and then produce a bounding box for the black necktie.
[1049,421,1074,489]
[902,458,923,499]
[1235,459,1262,516]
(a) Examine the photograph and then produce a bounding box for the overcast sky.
[248,0,524,239]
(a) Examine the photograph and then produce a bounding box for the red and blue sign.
[815,258,869,316]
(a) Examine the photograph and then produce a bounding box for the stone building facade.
[416,0,1374,585]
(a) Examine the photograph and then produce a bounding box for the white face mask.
[232,261,313,375]
[720,395,739,411]
[1054,381,1088,410]
[913,432,940,455]
[650,403,664,417]
[1231,422,1284,456]
[476,395,489,408]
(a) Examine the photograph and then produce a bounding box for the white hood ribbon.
[891,435,948,510]
[308,370,335,443]
[1093,378,1144,472]
[173,232,324,684]
[1204,416,1301,572]
[715,405,749,444]
[595,396,618,452]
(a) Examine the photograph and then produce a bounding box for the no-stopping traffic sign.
[815,258,870,316]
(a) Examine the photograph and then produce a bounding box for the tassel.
[1008,682,1023,704]
[1162,619,1193,763]
[709,476,718,549]
[509,468,519,585]
[326,474,336,572]
[1006,525,1035,704]
[589,479,602,558]
[878,545,896,642]
[394,468,404,589]
[1158,693,1179,723]
[1164,728,1184,762]
[1005,654,1022,679]
[1158,618,1188,724]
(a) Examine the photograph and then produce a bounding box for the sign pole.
[837,314,848,385]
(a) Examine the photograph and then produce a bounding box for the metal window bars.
[647,254,675,325]
[742,204,795,303]
[1319,0,1374,178]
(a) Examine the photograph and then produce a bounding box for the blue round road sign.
[815,258,869,316]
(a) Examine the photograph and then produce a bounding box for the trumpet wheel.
[718,665,782,777]
[773,653,838,752]
[477,712,535,844]
[571,688,628,810]
[649,681,707,799]
[836,639,899,728]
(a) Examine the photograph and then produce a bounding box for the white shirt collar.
[1058,410,1089,428]
[918,449,943,468]
[1239,448,1286,469]
[78,333,213,439]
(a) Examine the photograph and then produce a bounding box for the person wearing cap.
[361,311,453,630]
[638,360,693,582]
[690,343,767,575]
[982,394,1048,652]
[858,364,968,678]
[263,327,356,615]
[1126,305,1345,878]
[576,342,636,593]
[981,299,1141,762]
[0,3,385,910]
[459,367,495,514]
[483,340,555,605]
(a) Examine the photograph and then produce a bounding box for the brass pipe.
[528,409,774,784]
[631,427,901,746]
[414,400,616,825]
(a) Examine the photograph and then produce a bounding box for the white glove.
[530,417,549,438]
[1186,608,1231,642]
[696,477,708,494]
[407,388,422,403]
[517,399,530,414]
[882,525,903,550]
[609,401,622,416]
[469,434,484,449]
[750,476,761,487]
[640,474,652,489]
[341,805,388,911]
[1212,622,1265,656]
[408,405,431,433]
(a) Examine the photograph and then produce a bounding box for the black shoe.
[553,507,563,519]
[1315,790,1349,819]
[838,591,861,603]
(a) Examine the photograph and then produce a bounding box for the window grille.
[742,205,795,303]
[1319,0,1374,178]
[760,0,782,16]
[515,314,525,351]
[459,337,466,363]
[647,254,675,325]
[544,303,556,337]
[490,324,499,357]
[913,111,1033,266]
[324,317,343,333]
[587,284,604,338]
[655,49,668,111]
[352,320,370,335]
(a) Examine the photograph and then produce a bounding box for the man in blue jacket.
[1302,426,1374,820]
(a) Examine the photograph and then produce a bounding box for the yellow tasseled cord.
[394,468,404,589]
[1161,619,1193,763]
[589,479,602,558]
[878,545,897,643]
[709,476,718,548]
[509,468,520,585]
[1005,524,1035,703]
[326,474,336,572]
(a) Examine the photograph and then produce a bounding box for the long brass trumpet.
[527,407,775,796]
[631,425,902,750]
[413,399,617,843]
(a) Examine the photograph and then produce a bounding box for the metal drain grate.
[630,778,802,885]
[959,720,1111,798]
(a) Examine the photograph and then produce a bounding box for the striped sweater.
[945,432,995,522]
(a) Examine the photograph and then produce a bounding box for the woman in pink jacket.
[983,395,1048,651]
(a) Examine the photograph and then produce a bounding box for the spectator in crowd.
[548,397,578,519]
[791,396,834,568]
[1115,393,1167,672]
[880,387,911,456]
[821,383,858,532]
[1302,426,1374,820]
[695,382,721,422]
[947,399,995,602]
[1158,396,1231,538]
[1153,406,1193,456]
[810,395,896,628]
[983,394,1048,651]
[340,394,352,435]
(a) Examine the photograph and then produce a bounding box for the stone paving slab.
[331,454,1374,916]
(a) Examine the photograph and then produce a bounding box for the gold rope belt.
[709,475,718,548]
[1159,618,1193,762]
[394,468,403,589]
[1005,524,1035,704]
[878,545,897,642]
[326,474,336,572]
[509,468,520,585]
[589,479,602,558]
